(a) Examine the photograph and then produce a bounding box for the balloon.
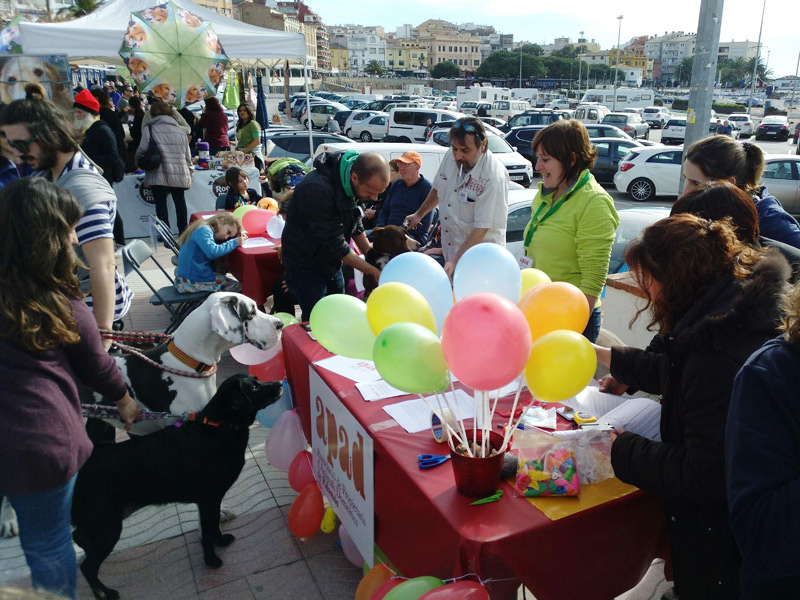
[232,204,256,222]
[519,281,590,342]
[273,312,300,327]
[520,268,551,297]
[525,330,597,402]
[380,252,453,332]
[258,197,279,212]
[309,294,375,360]
[356,564,394,600]
[264,410,306,471]
[241,208,276,235]
[441,293,532,391]
[320,506,337,534]
[249,350,285,382]
[287,483,324,538]
[370,579,403,600]
[373,323,449,394]
[418,581,490,600]
[338,523,363,567]
[382,576,444,600]
[255,379,291,427]
[229,341,281,365]
[453,243,521,304]
[288,450,316,492]
[266,215,285,239]
[366,282,436,336]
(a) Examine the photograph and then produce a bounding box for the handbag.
[137,123,162,171]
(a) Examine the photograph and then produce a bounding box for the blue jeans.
[7,475,78,599]
[582,307,602,343]
[284,268,345,322]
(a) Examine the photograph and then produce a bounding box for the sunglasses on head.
[6,135,36,154]
[452,119,484,139]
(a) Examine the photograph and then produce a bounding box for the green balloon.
[383,576,444,600]
[309,294,375,360]
[373,323,450,394]
[232,204,256,221]
[273,312,300,327]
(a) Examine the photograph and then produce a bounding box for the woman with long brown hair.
[594,214,790,599]
[235,102,263,170]
[0,178,138,599]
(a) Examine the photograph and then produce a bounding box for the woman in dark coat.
[90,88,126,161]
[594,214,790,600]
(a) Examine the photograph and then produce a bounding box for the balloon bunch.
[231,204,285,239]
[356,564,491,600]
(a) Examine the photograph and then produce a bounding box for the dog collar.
[167,340,214,374]
[183,412,242,430]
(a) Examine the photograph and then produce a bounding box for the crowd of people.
[0,77,799,600]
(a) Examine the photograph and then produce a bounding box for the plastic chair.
[121,239,210,334]
[148,215,180,266]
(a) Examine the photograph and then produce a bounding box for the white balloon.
[266,215,285,239]
[229,342,281,365]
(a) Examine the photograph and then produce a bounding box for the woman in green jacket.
[235,103,264,170]
[522,119,619,341]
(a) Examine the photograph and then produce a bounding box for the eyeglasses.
[6,135,36,154]
[451,119,484,140]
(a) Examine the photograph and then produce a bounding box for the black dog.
[363,225,413,296]
[72,374,283,600]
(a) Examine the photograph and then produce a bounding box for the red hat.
[73,89,100,115]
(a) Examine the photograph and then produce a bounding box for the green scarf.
[338,150,360,199]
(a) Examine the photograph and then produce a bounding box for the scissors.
[418,454,450,470]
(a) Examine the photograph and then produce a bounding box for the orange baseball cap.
[395,151,422,167]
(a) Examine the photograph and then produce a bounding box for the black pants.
[150,185,188,233]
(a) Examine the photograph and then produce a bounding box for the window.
[393,111,413,125]
[616,143,636,158]
[588,109,598,120]
[506,205,532,243]
[646,151,681,164]
[474,59,480,66]
[763,161,794,180]
[371,116,387,125]
[594,142,610,157]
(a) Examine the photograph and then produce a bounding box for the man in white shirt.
[406,117,508,277]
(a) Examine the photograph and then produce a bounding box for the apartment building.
[238,3,317,69]
[276,1,330,71]
[386,42,426,75]
[609,48,649,79]
[415,19,482,73]
[330,42,349,74]
[330,26,387,76]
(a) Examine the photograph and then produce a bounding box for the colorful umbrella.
[118,2,228,107]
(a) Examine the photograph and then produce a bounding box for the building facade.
[386,43,426,75]
[276,1,330,72]
[609,49,649,79]
[192,0,233,16]
[415,19,482,74]
[330,27,387,76]
[238,3,317,69]
[329,42,349,74]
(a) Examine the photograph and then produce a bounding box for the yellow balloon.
[320,507,337,533]
[366,282,437,336]
[524,330,597,402]
[520,268,552,297]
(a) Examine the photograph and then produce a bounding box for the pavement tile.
[197,577,255,600]
[304,551,362,600]
[247,560,322,600]
[114,504,183,552]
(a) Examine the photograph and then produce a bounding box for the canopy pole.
[304,60,313,160]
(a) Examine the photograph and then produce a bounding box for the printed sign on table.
[310,367,375,566]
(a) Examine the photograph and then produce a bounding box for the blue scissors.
[418,454,450,469]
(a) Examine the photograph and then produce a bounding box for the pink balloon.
[288,450,316,492]
[339,523,363,567]
[264,410,306,471]
[440,293,532,390]
[418,581,490,600]
[241,208,276,235]
[229,342,280,365]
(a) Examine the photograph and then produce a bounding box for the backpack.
[137,123,161,171]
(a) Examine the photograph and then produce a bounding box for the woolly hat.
[73,89,100,115]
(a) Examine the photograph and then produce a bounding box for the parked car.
[264,131,355,163]
[590,138,646,183]
[503,126,548,164]
[500,109,566,132]
[793,122,800,144]
[727,113,754,138]
[479,116,507,129]
[584,123,634,140]
[333,110,353,130]
[661,117,687,145]
[291,96,329,119]
[434,100,457,110]
[642,106,672,129]
[760,155,800,215]
[601,113,650,139]
[300,101,348,129]
[755,116,791,141]
[348,112,389,142]
[384,107,464,143]
[574,103,611,125]
[343,110,381,138]
[614,145,684,201]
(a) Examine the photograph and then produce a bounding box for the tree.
[475,50,545,80]
[746,56,773,81]
[519,43,544,57]
[541,55,576,79]
[364,60,384,76]
[56,0,100,19]
[679,56,694,84]
[552,44,579,59]
[430,61,461,78]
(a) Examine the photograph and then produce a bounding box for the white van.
[384,108,465,143]
[574,103,611,125]
[491,99,531,122]
[314,142,448,181]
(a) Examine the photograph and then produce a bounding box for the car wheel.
[360,130,373,142]
[303,119,311,129]
[345,128,353,139]
[629,178,655,202]
[398,137,412,143]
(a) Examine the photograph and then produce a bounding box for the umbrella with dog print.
[119,1,228,107]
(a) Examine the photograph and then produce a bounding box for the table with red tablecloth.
[282,325,669,600]
[190,211,283,307]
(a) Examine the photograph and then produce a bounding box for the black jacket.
[81,119,124,184]
[99,107,126,162]
[609,251,790,600]
[281,152,364,278]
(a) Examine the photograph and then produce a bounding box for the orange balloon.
[356,564,394,600]
[287,483,324,538]
[518,282,590,342]
[258,197,279,212]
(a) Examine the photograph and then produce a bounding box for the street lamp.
[747,0,766,116]
[519,44,522,88]
[613,15,623,111]
[577,30,584,100]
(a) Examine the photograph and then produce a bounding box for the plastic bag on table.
[512,429,579,498]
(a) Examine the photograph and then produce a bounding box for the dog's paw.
[204,553,223,568]
[219,504,237,523]
[0,498,18,538]
[215,533,235,547]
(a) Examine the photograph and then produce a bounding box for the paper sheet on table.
[520,406,558,430]
[601,397,662,441]
[314,355,382,382]
[242,237,275,248]
[355,380,409,401]
[201,213,215,219]
[383,388,474,434]
[354,269,365,292]
[561,381,626,416]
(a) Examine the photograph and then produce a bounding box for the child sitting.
[221,166,261,210]
[175,213,246,293]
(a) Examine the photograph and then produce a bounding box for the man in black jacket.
[281,150,386,321]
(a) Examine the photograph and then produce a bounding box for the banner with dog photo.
[0,54,73,112]
[119,1,229,107]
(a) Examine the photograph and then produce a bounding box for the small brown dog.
[363,225,413,296]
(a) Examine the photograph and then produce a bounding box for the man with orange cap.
[376,150,432,244]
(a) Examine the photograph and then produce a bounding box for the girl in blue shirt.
[175,212,246,292]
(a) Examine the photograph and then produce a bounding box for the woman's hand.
[609,425,625,444]
[592,343,612,368]
[364,208,376,220]
[236,231,248,246]
[116,393,140,431]
[598,374,629,396]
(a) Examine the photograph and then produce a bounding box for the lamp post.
[613,15,623,111]
[747,0,766,116]
[577,30,584,100]
[519,44,523,88]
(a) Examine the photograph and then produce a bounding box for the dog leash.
[81,403,182,422]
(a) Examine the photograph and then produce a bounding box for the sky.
[307,0,800,79]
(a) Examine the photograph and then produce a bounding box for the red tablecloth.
[282,326,669,600]
[190,211,283,307]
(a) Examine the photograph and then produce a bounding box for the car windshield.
[667,120,686,127]
[604,115,627,123]
[487,136,513,153]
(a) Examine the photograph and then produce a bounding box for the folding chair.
[148,215,180,265]
[121,239,210,334]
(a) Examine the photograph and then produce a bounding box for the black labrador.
[72,374,283,600]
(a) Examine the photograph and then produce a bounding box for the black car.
[333,110,352,129]
[499,110,565,133]
[590,138,644,183]
[264,131,354,162]
[755,116,791,141]
[504,126,547,165]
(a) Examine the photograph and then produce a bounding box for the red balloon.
[287,483,324,538]
[369,579,402,600]
[418,581,490,600]
[248,351,285,381]
[356,564,394,600]
[288,450,315,492]
[241,208,276,235]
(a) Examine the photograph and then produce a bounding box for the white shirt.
[432,148,509,262]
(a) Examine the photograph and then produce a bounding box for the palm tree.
[57,0,101,19]
[364,60,384,76]
[746,56,772,82]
